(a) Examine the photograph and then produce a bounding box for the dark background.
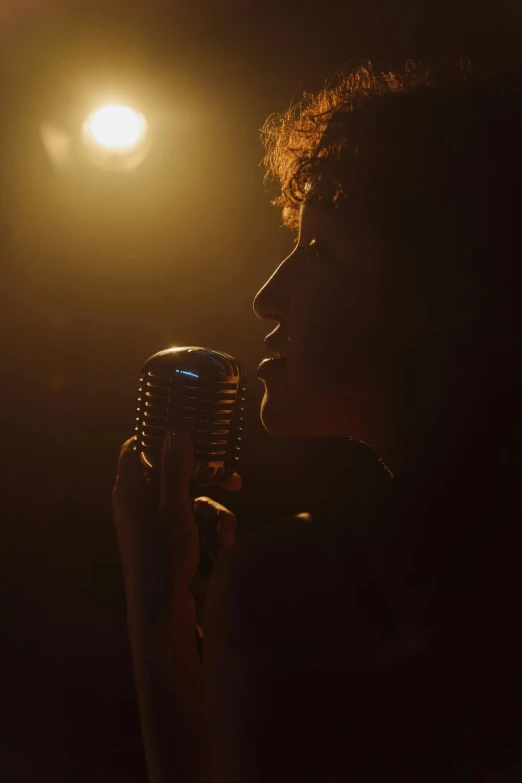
[1,1,521,780]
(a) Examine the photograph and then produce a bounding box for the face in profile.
[253,198,414,451]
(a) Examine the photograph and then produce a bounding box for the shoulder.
[204,511,398,781]
[208,511,320,632]
[213,509,362,609]
[209,509,391,670]
[220,508,366,573]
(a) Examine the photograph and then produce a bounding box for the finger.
[217,513,237,550]
[117,435,138,465]
[219,472,242,492]
[192,497,237,551]
[159,426,195,522]
[113,435,150,511]
[191,497,231,518]
[191,496,216,515]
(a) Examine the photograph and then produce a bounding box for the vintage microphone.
[135,346,245,488]
[134,347,246,649]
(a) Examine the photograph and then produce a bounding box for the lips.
[259,325,289,378]
[264,327,288,360]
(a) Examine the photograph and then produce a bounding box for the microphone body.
[135,346,246,489]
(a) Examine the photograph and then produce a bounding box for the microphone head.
[135,347,245,488]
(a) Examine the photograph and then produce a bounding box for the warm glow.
[84,105,147,150]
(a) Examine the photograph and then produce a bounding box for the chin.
[259,390,317,437]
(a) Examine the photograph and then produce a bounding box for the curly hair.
[261,56,519,223]
[261,56,522,312]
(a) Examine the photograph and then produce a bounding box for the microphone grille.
[135,347,245,488]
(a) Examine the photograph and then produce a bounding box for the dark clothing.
[227,439,521,781]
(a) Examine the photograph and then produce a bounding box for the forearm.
[113,430,237,783]
[126,588,211,783]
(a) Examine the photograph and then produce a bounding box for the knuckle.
[213,499,229,512]
[119,436,137,459]
[119,438,131,455]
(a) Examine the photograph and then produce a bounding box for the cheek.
[290,271,384,389]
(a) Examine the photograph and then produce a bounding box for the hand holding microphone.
[112,346,245,644]
[113,427,241,632]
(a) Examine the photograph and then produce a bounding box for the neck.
[375,330,517,484]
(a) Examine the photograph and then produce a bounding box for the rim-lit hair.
[261,57,522,316]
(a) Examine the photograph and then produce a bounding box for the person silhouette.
[113,57,522,782]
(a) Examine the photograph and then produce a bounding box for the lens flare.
[84,105,147,150]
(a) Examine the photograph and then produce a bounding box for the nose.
[253,258,289,322]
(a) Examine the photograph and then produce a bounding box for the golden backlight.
[84,105,147,150]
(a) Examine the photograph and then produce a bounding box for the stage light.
[84,105,147,150]
[81,104,150,171]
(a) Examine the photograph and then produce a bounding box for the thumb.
[159,426,195,521]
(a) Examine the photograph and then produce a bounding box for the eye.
[302,237,323,265]
[289,236,329,274]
